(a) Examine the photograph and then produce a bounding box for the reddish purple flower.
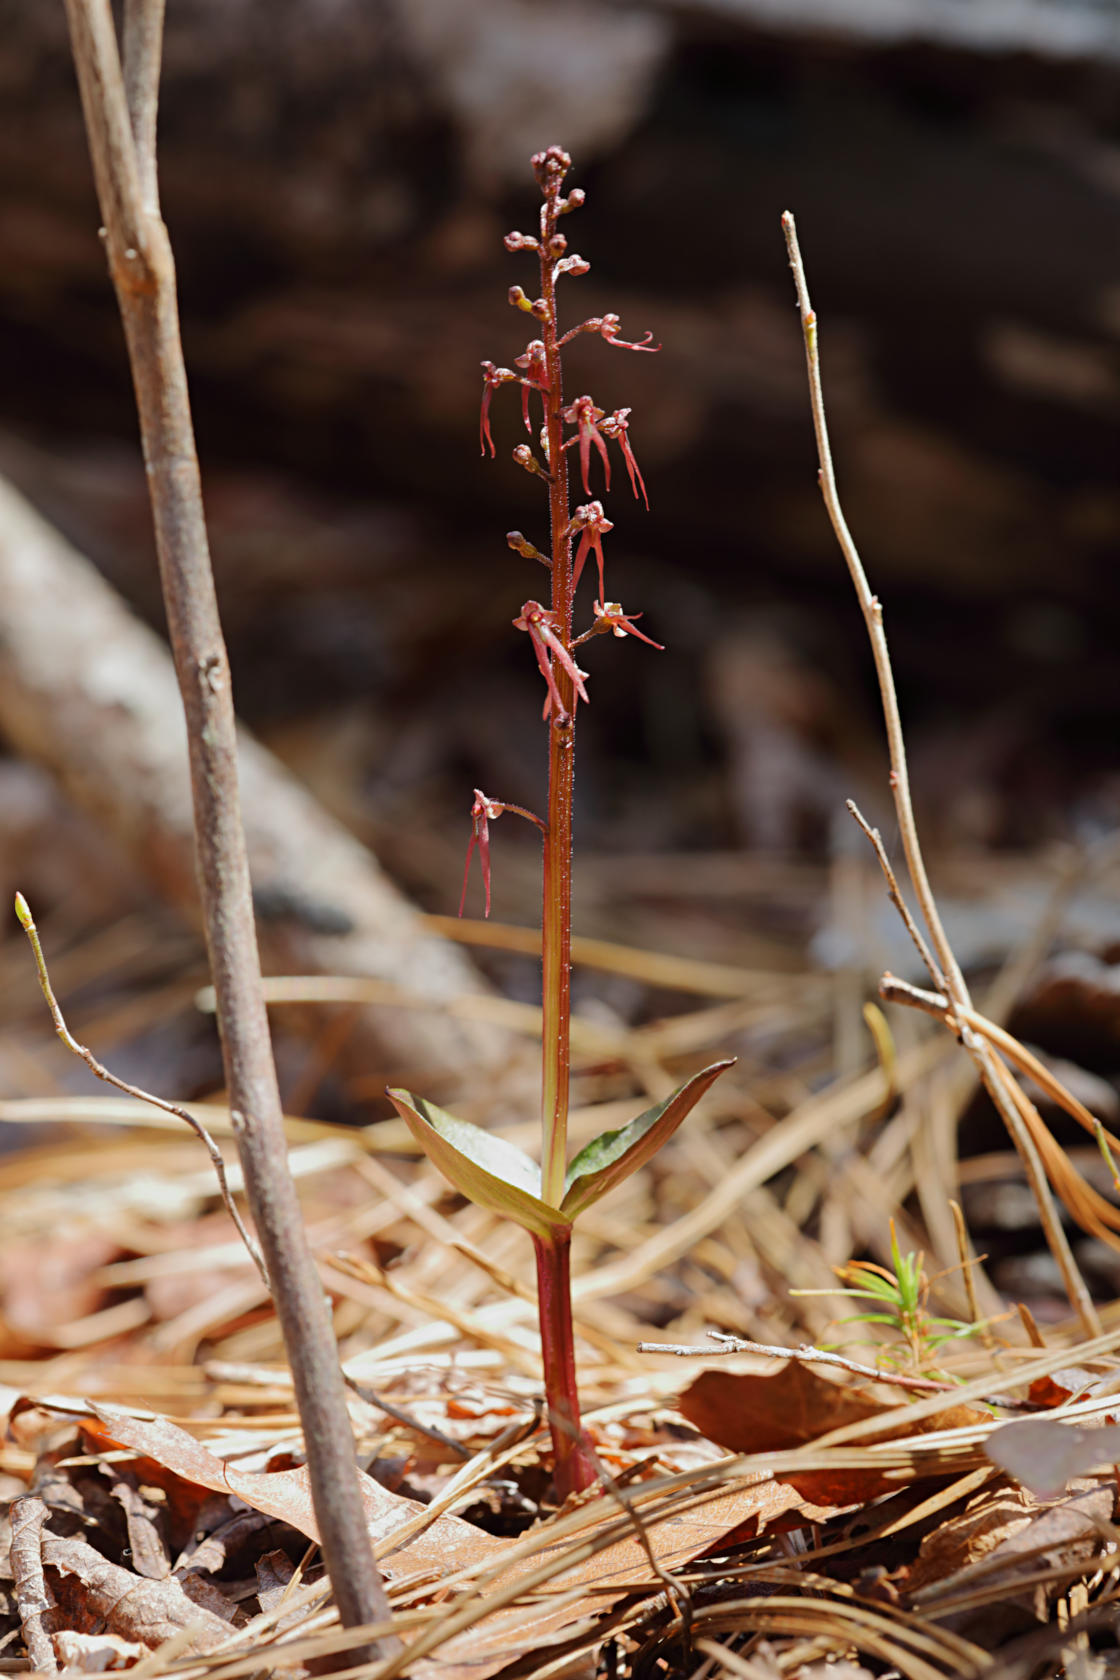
[586,600,664,650]
[479,362,516,458]
[514,340,548,433]
[562,395,610,497]
[599,408,648,510]
[514,600,589,720]
[558,313,660,353]
[459,790,504,918]
[567,502,614,606]
[598,312,659,352]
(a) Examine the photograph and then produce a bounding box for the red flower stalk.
[514,600,589,720]
[567,502,614,606]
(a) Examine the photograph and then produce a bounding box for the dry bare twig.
[59,0,395,1656]
[782,211,1100,1338]
[15,891,267,1286]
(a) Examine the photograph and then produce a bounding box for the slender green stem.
[538,173,575,1212]
[532,1232,597,1495]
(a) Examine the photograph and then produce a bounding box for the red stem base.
[532,1230,598,1498]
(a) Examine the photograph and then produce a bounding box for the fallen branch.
[0,471,509,1085]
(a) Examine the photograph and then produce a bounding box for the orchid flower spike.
[459,790,505,918]
[514,600,590,721]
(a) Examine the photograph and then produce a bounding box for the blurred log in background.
[0,0,1118,1116]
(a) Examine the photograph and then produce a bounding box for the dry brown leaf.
[905,1483,1040,1593]
[0,1231,124,1354]
[1027,1368,1105,1408]
[677,1363,987,1503]
[41,1531,234,1655]
[678,1363,881,1454]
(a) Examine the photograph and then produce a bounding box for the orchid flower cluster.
[388,149,732,1500]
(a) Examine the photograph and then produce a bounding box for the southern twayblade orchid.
[393,149,734,1500]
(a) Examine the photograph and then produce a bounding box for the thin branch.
[637,1330,1032,1409]
[782,211,1100,1334]
[949,1198,993,1353]
[121,0,163,214]
[15,892,268,1288]
[782,213,966,1010]
[882,974,1101,1334]
[846,800,944,993]
[60,0,396,1659]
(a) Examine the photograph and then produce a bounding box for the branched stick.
[637,1331,1032,1409]
[782,212,1098,1337]
[845,800,944,994]
[15,892,267,1287]
[60,0,396,1658]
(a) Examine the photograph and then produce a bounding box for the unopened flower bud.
[554,255,590,278]
[513,443,547,479]
[558,188,585,214]
[507,531,551,566]
[547,234,568,257]
[530,298,550,321]
[504,231,539,252]
[509,285,534,313]
[532,146,572,188]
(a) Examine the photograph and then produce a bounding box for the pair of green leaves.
[387,1059,734,1245]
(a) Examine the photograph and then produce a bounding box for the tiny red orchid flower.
[583,599,664,650]
[515,340,548,433]
[562,395,610,497]
[480,362,516,458]
[459,789,504,918]
[598,312,659,352]
[558,313,660,353]
[514,600,589,720]
[599,408,648,510]
[567,501,614,606]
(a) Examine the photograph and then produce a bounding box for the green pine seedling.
[796,1221,985,1379]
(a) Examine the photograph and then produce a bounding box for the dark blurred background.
[1,0,1119,898]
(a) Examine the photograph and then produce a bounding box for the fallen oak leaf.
[678,1363,988,1503]
[41,1530,234,1657]
[17,1397,503,1587]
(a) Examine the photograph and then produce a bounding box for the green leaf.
[559,1059,734,1220]
[386,1088,569,1243]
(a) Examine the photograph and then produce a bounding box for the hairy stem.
[533,157,595,1496]
[539,175,575,1212]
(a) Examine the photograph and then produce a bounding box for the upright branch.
[782,211,1100,1338]
[60,0,397,1656]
